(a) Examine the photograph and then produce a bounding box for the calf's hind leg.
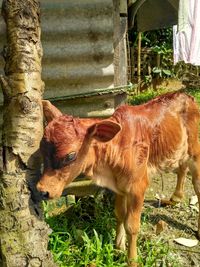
[170,164,188,203]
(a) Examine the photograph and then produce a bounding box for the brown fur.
[37,92,200,266]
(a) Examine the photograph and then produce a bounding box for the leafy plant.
[151,45,174,79]
[141,75,153,88]
[129,27,176,87]
[152,67,172,78]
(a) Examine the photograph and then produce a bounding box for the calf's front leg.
[115,194,127,251]
[124,174,149,266]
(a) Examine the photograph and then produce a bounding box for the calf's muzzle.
[40,191,49,200]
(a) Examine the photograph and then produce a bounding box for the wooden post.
[114,0,128,87]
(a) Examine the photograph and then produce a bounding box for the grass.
[45,195,126,267]
[44,195,180,267]
[127,88,167,106]
[128,87,200,106]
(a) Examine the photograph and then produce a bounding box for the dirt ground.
[144,172,200,267]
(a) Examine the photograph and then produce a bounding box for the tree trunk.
[0,1,56,266]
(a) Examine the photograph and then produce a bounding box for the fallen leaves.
[189,195,198,206]
[189,195,199,213]
[174,237,198,248]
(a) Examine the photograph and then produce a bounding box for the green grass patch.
[128,87,200,106]
[45,196,126,267]
[127,89,165,106]
[45,195,180,267]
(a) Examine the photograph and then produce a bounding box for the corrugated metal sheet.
[41,0,115,100]
[0,0,115,101]
[0,0,127,121]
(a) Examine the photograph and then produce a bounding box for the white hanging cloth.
[173,0,200,66]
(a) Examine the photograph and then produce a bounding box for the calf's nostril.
[40,191,49,200]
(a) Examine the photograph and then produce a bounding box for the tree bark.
[0,1,56,266]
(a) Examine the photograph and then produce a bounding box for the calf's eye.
[65,151,76,163]
[57,151,77,168]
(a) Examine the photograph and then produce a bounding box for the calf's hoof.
[160,193,183,207]
[160,198,176,206]
[170,193,184,204]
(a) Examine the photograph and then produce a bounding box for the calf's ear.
[88,120,121,142]
[42,100,62,123]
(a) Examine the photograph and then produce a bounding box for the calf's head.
[37,100,121,199]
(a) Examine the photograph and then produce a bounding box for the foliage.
[151,45,174,79]
[129,27,200,89]
[129,28,173,49]
[44,194,180,267]
[129,27,176,84]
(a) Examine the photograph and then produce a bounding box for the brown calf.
[37,92,200,266]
